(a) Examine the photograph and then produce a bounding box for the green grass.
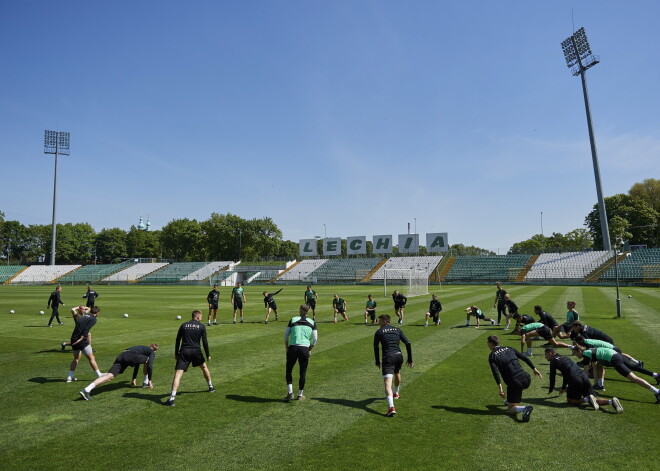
[0,284,658,471]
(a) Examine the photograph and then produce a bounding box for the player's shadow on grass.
[225,394,284,403]
[122,391,168,404]
[313,397,382,415]
[432,405,524,422]
[28,377,55,384]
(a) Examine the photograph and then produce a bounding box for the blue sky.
[1,1,658,254]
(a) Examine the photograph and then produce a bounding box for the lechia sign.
[298,233,448,257]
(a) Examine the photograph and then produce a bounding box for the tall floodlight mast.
[44,130,70,265]
[561,27,611,250]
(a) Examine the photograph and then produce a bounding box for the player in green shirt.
[284,305,318,401]
[231,282,246,324]
[574,346,660,403]
[520,322,571,356]
[364,294,377,325]
[332,294,349,323]
[556,301,580,338]
[304,285,318,320]
[465,306,496,328]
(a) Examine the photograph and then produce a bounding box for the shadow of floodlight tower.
[561,27,611,251]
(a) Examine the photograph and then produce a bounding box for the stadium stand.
[308,258,382,283]
[59,261,135,283]
[370,256,443,280]
[246,270,281,283]
[139,262,209,283]
[183,261,233,281]
[600,248,660,281]
[277,259,328,282]
[0,265,26,283]
[10,265,81,284]
[102,263,169,282]
[445,255,531,281]
[525,251,611,280]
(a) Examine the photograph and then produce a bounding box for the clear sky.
[1,1,658,254]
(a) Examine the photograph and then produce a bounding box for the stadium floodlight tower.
[561,27,611,250]
[44,130,70,265]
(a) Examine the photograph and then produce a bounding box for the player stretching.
[284,305,318,401]
[465,306,496,328]
[493,281,507,326]
[364,294,377,325]
[231,282,246,324]
[304,285,318,320]
[392,290,407,325]
[263,288,283,324]
[332,294,349,323]
[163,310,214,406]
[207,284,220,325]
[487,335,542,422]
[520,322,571,356]
[425,294,442,327]
[545,348,623,413]
[80,343,159,400]
[374,314,413,417]
[66,306,103,382]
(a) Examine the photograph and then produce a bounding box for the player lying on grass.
[574,345,660,403]
[545,348,623,413]
[79,344,159,400]
[465,306,496,328]
[487,335,542,422]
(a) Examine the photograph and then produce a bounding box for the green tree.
[1,221,29,263]
[160,218,203,261]
[629,178,660,245]
[585,194,658,248]
[95,228,128,263]
[451,244,496,256]
[54,223,96,263]
[126,226,161,259]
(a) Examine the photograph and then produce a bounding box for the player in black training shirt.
[493,281,507,326]
[487,335,542,422]
[374,314,413,417]
[66,306,103,382]
[544,348,623,413]
[79,343,159,400]
[392,290,407,325]
[534,305,558,332]
[425,294,442,327]
[569,321,614,344]
[47,285,65,327]
[163,310,214,406]
[82,285,99,308]
[502,294,518,331]
[207,284,220,326]
[263,288,283,324]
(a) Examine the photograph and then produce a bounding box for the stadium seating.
[445,255,531,281]
[184,261,233,281]
[277,259,328,281]
[102,263,169,282]
[139,262,209,283]
[370,256,443,280]
[59,261,134,283]
[0,265,26,283]
[601,248,660,281]
[525,251,611,280]
[308,258,382,283]
[247,270,281,283]
[10,265,81,284]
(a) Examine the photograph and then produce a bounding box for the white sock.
[608,399,613,405]
[170,391,177,399]
[653,373,659,379]
[95,370,103,377]
[514,406,526,413]
[287,384,293,394]
[583,397,590,404]
[68,370,75,378]
[526,349,532,355]
[651,386,659,394]
[298,389,304,396]
[208,381,213,387]
[85,384,96,393]
[387,396,394,408]
[143,375,149,384]
[597,379,604,387]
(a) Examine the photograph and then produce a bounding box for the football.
[176,315,182,320]
[39,310,45,315]
[628,295,632,298]
[123,313,129,318]
[10,310,15,314]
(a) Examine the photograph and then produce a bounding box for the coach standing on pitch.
[284,305,317,402]
[374,314,413,417]
[163,310,214,406]
[47,285,65,327]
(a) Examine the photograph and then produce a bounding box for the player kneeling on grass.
[364,294,377,325]
[573,345,660,402]
[79,344,159,400]
[332,294,349,323]
[373,314,413,417]
[465,306,495,328]
[424,294,442,327]
[520,322,571,356]
[487,335,542,422]
[545,348,622,413]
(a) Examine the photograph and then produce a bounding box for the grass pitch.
[0,283,658,471]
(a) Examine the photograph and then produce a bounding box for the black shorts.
[86,301,95,308]
[367,310,376,321]
[72,341,90,352]
[336,307,345,314]
[394,302,404,310]
[306,300,316,309]
[209,303,219,310]
[506,372,531,404]
[610,354,632,377]
[381,353,404,376]
[429,310,440,320]
[108,351,148,377]
[268,302,277,310]
[233,298,243,310]
[175,348,206,372]
[534,325,552,341]
[566,372,593,400]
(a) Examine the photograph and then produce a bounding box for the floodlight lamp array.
[44,130,58,153]
[44,130,70,155]
[58,132,70,154]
